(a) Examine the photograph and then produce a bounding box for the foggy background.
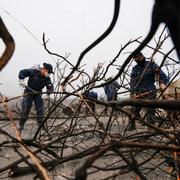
[0,0,177,96]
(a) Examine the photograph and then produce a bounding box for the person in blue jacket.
[104,77,120,114]
[18,63,54,131]
[128,52,169,130]
[83,90,98,113]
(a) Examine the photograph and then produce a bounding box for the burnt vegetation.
[1,1,180,180]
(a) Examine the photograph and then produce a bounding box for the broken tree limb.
[0,16,15,71]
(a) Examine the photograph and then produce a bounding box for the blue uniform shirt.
[88,91,98,100]
[130,60,169,94]
[19,68,53,93]
[104,81,120,101]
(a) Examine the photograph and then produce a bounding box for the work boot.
[19,117,26,132]
[18,123,24,133]
[127,121,136,131]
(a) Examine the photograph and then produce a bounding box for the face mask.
[136,59,145,66]
[44,71,49,77]
[41,68,49,77]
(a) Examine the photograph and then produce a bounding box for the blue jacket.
[130,60,169,94]
[88,91,98,100]
[104,81,120,101]
[19,68,53,93]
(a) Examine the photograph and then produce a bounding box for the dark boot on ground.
[127,121,136,131]
[18,122,24,132]
[19,117,26,132]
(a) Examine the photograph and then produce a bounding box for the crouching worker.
[18,63,54,131]
[83,90,98,114]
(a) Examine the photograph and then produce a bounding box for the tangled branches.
[0,26,180,179]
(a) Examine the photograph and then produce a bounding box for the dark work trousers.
[20,94,44,128]
[131,91,157,124]
[105,92,118,114]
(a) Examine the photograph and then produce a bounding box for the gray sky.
[0,0,177,96]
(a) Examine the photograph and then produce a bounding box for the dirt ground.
[0,98,177,180]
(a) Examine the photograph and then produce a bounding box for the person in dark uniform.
[128,52,169,130]
[83,90,98,114]
[18,63,54,131]
[104,77,120,114]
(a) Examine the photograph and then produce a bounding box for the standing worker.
[128,52,169,130]
[104,77,120,114]
[18,63,54,131]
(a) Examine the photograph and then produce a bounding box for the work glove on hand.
[19,79,26,88]
[159,83,166,92]
[46,84,53,95]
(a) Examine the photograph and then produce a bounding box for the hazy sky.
[0,0,176,96]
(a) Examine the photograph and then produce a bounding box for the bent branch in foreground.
[0,16,15,71]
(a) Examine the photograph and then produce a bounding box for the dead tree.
[1,1,180,179]
[0,16,15,71]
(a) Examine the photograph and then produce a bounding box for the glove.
[19,79,26,88]
[46,84,53,95]
[159,83,166,92]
